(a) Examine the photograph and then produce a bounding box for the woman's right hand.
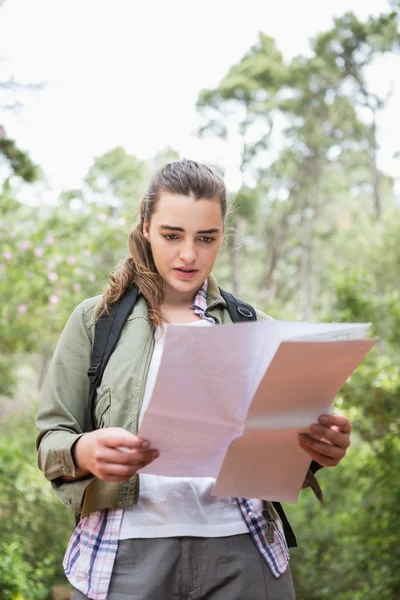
[71,427,159,482]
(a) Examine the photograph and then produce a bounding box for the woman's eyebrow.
[160,225,184,232]
[160,225,220,234]
[197,228,220,234]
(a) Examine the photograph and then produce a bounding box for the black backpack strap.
[272,502,297,547]
[219,288,257,322]
[84,286,139,432]
[76,288,138,525]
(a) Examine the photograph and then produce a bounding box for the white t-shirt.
[119,319,248,539]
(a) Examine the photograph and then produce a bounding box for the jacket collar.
[205,274,229,324]
[206,273,226,311]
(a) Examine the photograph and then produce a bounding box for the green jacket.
[36,275,320,518]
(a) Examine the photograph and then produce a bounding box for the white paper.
[213,337,374,502]
[138,319,374,502]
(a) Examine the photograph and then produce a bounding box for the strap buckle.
[87,363,100,382]
[237,306,253,318]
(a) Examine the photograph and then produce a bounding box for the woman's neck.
[161,292,197,324]
[160,282,203,323]
[162,283,198,307]
[161,303,201,324]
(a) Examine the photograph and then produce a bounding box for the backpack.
[81,285,297,547]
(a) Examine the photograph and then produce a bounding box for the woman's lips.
[174,268,199,280]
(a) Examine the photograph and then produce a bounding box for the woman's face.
[143,192,224,302]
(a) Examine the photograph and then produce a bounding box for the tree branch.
[0,76,44,92]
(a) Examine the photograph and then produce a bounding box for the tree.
[314,11,400,220]
[196,8,400,317]
[197,34,287,295]
[0,128,40,394]
[0,126,38,183]
[84,146,150,215]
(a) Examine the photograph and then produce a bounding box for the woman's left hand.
[298,414,352,467]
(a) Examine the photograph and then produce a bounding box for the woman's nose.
[179,242,197,263]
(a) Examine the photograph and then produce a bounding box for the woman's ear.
[143,219,150,241]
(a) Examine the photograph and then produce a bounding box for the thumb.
[101,427,150,450]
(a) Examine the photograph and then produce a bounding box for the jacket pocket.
[94,387,111,429]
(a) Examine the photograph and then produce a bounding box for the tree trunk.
[259,236,281,304]
[300,212,313,321]
[259,198,297,304]
[371,113,382,221]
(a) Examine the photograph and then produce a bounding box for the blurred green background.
[1,1,400,598]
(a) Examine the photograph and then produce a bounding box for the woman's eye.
[199,237,214,244]
[165,234,178,240]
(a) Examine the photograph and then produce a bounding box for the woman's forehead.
[151,193,224,225]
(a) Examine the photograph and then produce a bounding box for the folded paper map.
[139,320,374,502]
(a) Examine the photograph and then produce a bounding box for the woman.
[36,159,352,600]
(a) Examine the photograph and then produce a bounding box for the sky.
[0,0,399,198]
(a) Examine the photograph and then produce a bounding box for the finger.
[100,462,137,479]
[99,457,156,481]
[100,428,152,450]
[299,434,346,461]
[305,428,334,444]
[298,441,342,467]
[101,466,150,483]
[309,424,351,449]
[95,447,159,465]
[318,414,352,434]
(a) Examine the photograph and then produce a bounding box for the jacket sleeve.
[36,301,94,483]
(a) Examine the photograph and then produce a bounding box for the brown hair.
[98,159,227,327]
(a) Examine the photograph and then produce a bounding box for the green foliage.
[288,440,400,600]
[0,415,74,600]
[0,136,38,183]
[84,146,150,210]
[0,540,47,600]
[0,147,156,393]
[286,273,400,599]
